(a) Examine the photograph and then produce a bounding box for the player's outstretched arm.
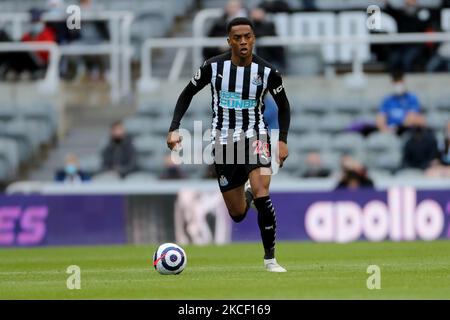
[268,70,291,167]
[167,63,211,150]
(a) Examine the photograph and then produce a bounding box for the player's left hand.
[278,141,289,168]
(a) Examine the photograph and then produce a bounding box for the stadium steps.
[27,85,137,181]
[151,7,197,79]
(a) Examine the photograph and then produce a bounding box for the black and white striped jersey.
[189,52,286,144]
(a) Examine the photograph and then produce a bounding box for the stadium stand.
[1,0,450,191]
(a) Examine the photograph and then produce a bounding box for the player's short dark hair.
[391,70,404,82]
[226,17,254,34]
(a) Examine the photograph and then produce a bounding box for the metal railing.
[138,32,450,92]
[0,41,60,94]
[0,11,134,103]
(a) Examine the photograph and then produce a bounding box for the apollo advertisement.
[232,188,450,243]
[0,188,449,247]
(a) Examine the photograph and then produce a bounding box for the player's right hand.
[167,131,182,150]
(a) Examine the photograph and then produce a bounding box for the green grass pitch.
[1,241,450,299]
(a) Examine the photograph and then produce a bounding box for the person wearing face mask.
[55,153,90,183]
[101,121,138,178]
[21,9,56,66]
[202,0,248,60]
[376,71,425,135]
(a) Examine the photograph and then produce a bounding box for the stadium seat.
[292,132,331,153]
[0,158,9,182]
[0,121,33,162]
[337,12,370,63]
[365,132,401,152]
[366,150,402,171]
[332,98,365,115]
[296,101,330,116]
[79,155,102,176]
[330,132,365,156]
[92,172,121,182]
[368,169,392,180]
[290,114,321,135]
[137,153,165,173]
[123,117,156,137]
[137,102,164,117]
[281,152,303,174]
[290,13,336,64]
[394,168,424,179]
[134,135,163,156]
[0,107,16,121]
[427,111,450,132]
[0,137,20,174]
[317,113,353,134]
[124,171,158,182]
[319,151,342,172]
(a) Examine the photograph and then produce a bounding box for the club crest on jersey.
[219,175,229,187]
[251,74,262,86]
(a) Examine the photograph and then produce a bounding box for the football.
[153,243,187,275]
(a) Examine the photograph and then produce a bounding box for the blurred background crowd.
[0,0,449,193]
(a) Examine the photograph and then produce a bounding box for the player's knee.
[228,209,246,223]
[228,208,246,218]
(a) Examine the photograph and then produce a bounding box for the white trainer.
[264,258,287,273]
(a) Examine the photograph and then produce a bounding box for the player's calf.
[225,197,249,223]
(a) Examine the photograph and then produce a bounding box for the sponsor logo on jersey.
[219,91,257,110]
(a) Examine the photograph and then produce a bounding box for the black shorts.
[213,135,272,193]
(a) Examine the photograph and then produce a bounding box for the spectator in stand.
[71,0,110,81]
[258,0,291,13]
[301,152,331,178]
[101,121,137,178]
[401,117,439,170]
[381,0,432,72]
[376,71,425,135]
[426,120,450,177]
[202,0,248,60]
[336,155,374,190]
[45,0,77,44]
[300,0,317,11]
[159,154,187,180]
[250,7,286,72]
[21,9,56,68]
[0,28,43,78]
[55,153,90,183]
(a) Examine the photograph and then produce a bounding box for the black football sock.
[253,196,276,260]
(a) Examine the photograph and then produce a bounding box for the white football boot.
[264,258,287,273]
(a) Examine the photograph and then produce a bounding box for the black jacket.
[101,136,137,177]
